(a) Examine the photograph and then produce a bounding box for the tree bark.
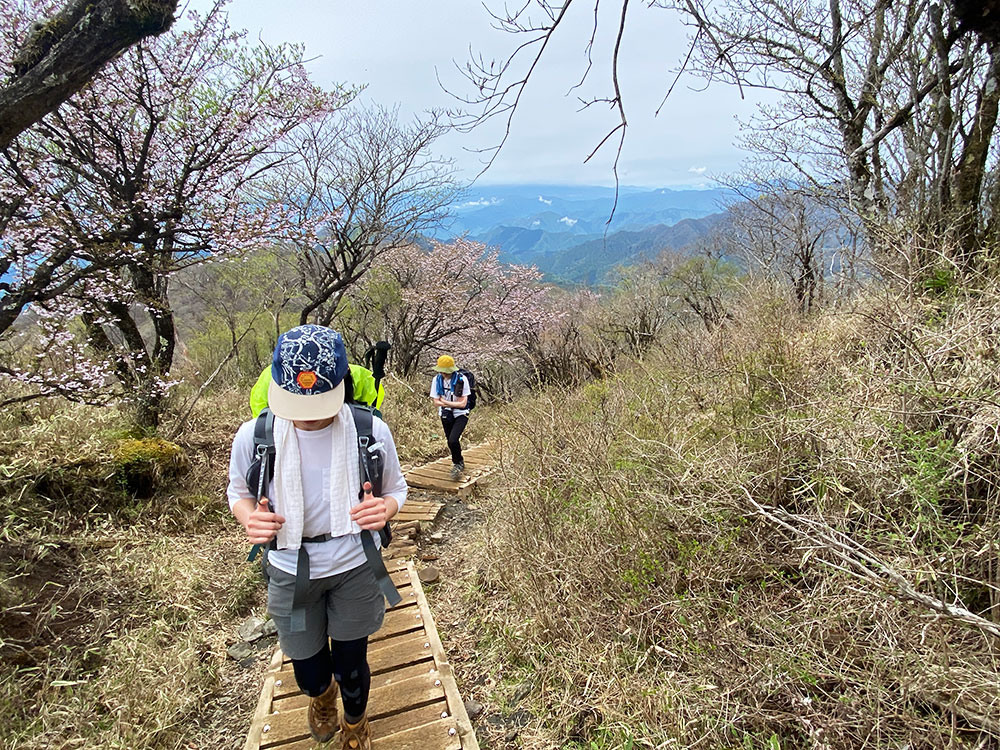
[953,0,1000,45]
[951,43,1000,270]
[0,0,177,149]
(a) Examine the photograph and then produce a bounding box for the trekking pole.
[372,341,392,391]
[368,341,391,393]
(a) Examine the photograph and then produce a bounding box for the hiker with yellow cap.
[429,355,471,480]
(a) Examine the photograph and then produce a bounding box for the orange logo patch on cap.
[296,370,318,389]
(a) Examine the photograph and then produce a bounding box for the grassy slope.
[2,285,999,749]
[433,285,999,749]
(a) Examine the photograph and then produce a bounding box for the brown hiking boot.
[307,681,339,743]
[340,714,371,750]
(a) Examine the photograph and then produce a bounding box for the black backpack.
[440,369,477,411]
[457,368,477,410]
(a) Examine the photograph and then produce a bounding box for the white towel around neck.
[272,403,360,550]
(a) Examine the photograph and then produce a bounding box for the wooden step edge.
[370,716,464,749]
[407,560,481,750]
[243,671,277,750]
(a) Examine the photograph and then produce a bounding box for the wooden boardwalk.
[243,563,480,750]
[403,443,495,497]
[394,500,446,524]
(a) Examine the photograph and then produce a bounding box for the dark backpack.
[438,369,477,411]
[456,368,477,410]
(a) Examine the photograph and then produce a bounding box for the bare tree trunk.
[951,43,1000,270]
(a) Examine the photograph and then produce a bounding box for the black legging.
[292,637,371,722]
[441,412,468,464]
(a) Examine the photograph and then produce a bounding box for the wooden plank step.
[403,474,492,494]
[398,500,444,511]
[276,706,458,750]
[402,443,496,496]
[405,467,492,483]
[393,499,445,524]
[260,670,450,748]
[244,562,479,750]
[410,462,493,478]
[408,463,493,479]
[415,454,494,468]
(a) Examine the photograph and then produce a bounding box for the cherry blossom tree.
[1,1,347,425]
[341,239,553,377]
[516,287,604,387]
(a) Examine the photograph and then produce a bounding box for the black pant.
[441,412,468,464]
[292,637,370,722]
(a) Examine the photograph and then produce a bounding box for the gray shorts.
[266,561,386,659]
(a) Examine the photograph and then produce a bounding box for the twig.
[739,487,1000,640]
[166,321,257,441]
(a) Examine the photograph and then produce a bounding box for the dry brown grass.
[437,281,1000,749]
[0,386,269,749]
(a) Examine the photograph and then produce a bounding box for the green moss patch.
[113,438,188,498]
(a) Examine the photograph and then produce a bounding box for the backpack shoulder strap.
[347,403,400,606]
[251,408,275,500]
[349,403,383,499]
[349,402,374,447]
[253,407,275,448]
[246,408,276,564]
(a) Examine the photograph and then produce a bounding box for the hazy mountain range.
[436,184,732,284]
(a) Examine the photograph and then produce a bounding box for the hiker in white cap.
[227,324,406,749]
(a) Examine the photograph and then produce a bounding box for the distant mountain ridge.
[437,183,732,284]
[533,215,726,285]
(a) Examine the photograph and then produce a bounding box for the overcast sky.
[189,0,763,189]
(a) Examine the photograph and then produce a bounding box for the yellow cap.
[433,355,458,373]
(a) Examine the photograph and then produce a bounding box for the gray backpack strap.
[246,408,276,564]
[350,404,401,607]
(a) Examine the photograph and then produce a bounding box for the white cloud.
[457,197,500,208]
[559,216,577,227]
[688,166,707,175]
[531,220,540,227]
[538,195,552,205]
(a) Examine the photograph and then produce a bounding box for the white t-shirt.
[430,372,471,417]
[227,413,407,578]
